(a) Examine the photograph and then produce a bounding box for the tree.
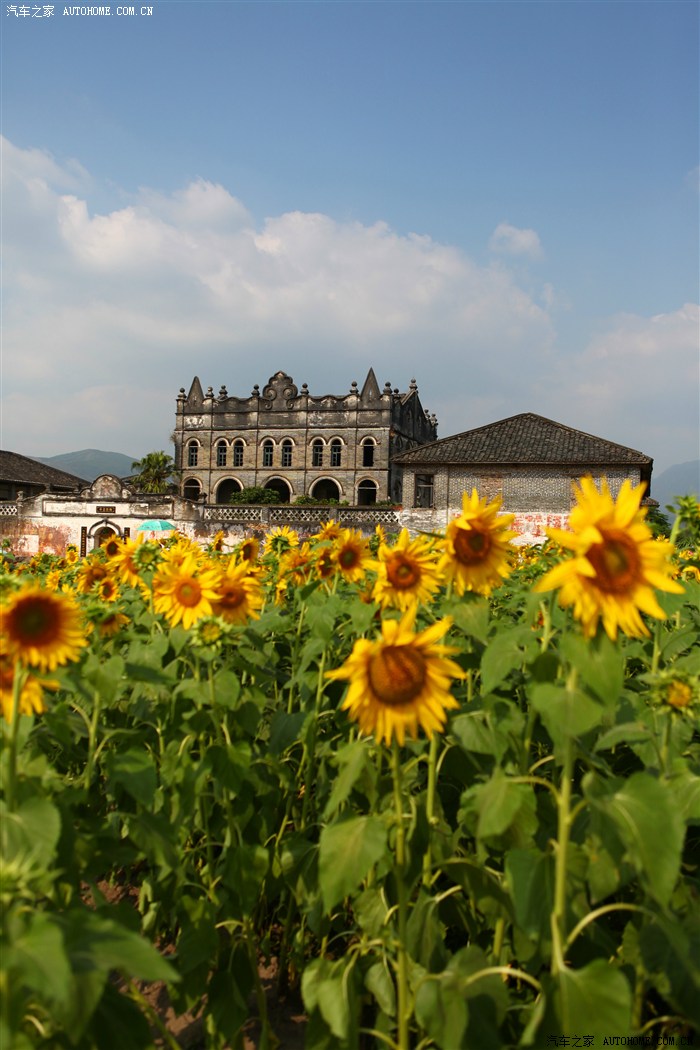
[131,451,176,494]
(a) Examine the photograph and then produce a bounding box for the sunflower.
[534,476,684,639]
[211,561,264,624]
[111,537,142,588]
[326,608,465,746]
[1,585,87,671]
[97,576,121,603]
[64,546,80,566]
[278,542,314,589]
[236,537,260,566]
[334,529,371,583]
[372,529,442,610]
[0,642,54,722]
[265,525,299,555]
[75,559,109,594]
[101,534,123,560]
[438,489,517,595]
[313,519,342,542]
[95,610,130,638]
[152,554,221,630]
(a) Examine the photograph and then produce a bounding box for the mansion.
[174,369,438,506]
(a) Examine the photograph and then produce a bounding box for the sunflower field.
[1,483,699,1050]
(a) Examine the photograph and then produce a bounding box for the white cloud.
[489,221,543,260]
[2,138,696,473]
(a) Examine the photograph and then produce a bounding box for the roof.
[0,450,87,490]
[392,413,652,467]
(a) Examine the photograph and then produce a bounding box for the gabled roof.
[0,451,87,490]
[392,413,652,467]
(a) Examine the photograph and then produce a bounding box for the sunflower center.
[10,596,61,645]
[219,585,245,609]
[368,645,426,706]
[587,533,640,594]
[386,555,420,590]
[339,547,360,570]
[174,579,203,607]
[453,526,492,565]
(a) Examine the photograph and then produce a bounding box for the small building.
[0,450,87,502]
[174,369,438,506]
[393,412,654,544]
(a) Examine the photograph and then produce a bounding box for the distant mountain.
[32,449,139,482]
[652,460,699,513]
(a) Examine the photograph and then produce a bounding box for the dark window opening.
[312,440,323,467]
[362,440,375,467]
[357,480,377,506]
[281,440,293,467]
[263,441,274,467]
[330,440,342,467]
[187,443,199,467]
[415,474,434,508]
[233,441,244,467]
[216,442,227,467]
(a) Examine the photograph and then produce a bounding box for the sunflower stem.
[422,732,439,888]
[5,663,25,812]
[84,687,102,791]
[391,739,410,1050]
[550,731,574,977]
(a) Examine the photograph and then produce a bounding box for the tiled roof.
[0,450,87,489]
[393,413,652,466]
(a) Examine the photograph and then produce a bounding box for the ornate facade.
[174,369,438,505]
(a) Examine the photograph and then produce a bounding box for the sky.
[2,0,698,476]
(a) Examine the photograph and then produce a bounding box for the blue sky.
[2,0,698,475]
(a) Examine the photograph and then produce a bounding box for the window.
[362,439,375,467]
[414,474,434,508]
[281,439,293,467]
[312,439,323,467]
[187,442,199,467]
[262,440,274,467]
[216,441,227,467]
[233,440,244,467]
[330,439,342,467]
[357,479,377,506]
[183,478,201,501]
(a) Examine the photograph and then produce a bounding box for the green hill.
[32,449,139,482]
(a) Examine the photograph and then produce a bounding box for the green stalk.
[550,731,573,977]
[5,664,25,812]
[84,687,102,791]
[391,739,410,1050]
[422,733,439,888]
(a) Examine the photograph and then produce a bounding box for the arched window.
[233,440,244,467]
[281,439,293,468]
[312,439,323,467]
[262,440,274,467]
[362,439,375,467]
[330,439,342,467]
[216,441,227,467]
[357,479,378,506]
[183,478,202,501]
[187,442,199,468]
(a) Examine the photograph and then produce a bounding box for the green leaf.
[414,972,468,1049]
[365,960,396,1016]
[530,682,604,746]
[560,632,624,705]
[3,796,61,871]
[9,913,74,1010]
[481,626,538,693]
[323,739,370,819]
[104,748,157,806]
[462,771,537,844]
[221,842,269,916]
[543,960,632,1040]
[639,915,700,1027]
[268,709,308,756]
[505,848,554,944]
[60,909,179,982]
[405,891,448,972]
[318,815,388,911]
[589,772,684,906]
